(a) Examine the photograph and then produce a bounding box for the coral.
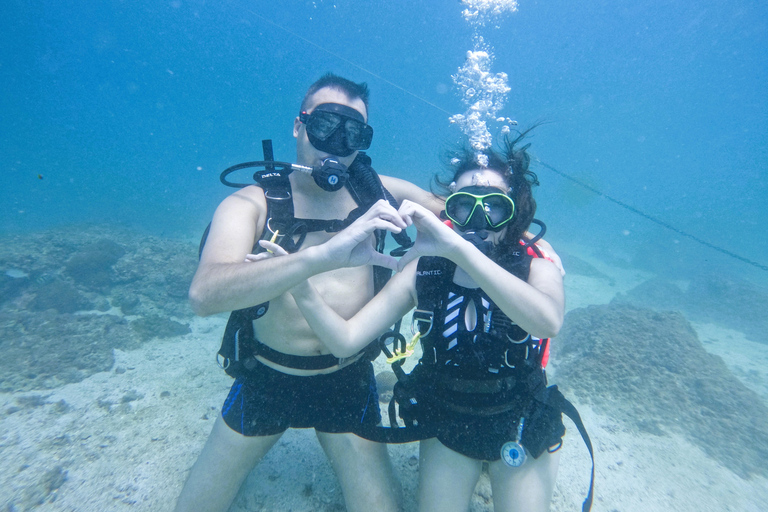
[130,314,191,341]
[558,250,615,283]
[64,239,126,289]
[28,279,94,313]
[612,277,687,312]
[0,310,139,392]
[112,291,141,315]
[0,226,198,391]
[0,272,30,305]
[614,275,768,344]
[553,304,768,478]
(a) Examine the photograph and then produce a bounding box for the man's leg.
[417,438,483,512]
[174,414,283,512]
[316,431,401,512]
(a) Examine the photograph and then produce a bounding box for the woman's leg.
[488,449,561,512]
[418,438,483,512]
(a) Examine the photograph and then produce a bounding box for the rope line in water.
[537,160,768,272]
[247,10,768,273]
[245,9,453,116]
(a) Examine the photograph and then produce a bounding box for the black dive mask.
[312,158,349,192]
[300,103,373,157]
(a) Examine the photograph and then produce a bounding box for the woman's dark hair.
[434,126,540,249]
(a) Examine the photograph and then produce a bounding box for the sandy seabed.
[2,251,768,512]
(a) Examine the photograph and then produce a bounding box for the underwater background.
[1,1,767,510]
[2,0,765,281]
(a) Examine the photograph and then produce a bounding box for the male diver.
[174,74,441,512]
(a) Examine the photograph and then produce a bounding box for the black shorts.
[221,359,381,436]
[419,382,566,461]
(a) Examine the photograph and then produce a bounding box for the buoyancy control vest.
[406,242,550,413]
[211,146,412,375]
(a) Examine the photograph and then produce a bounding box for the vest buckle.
[411,309,434,337]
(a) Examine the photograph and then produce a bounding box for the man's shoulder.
[215,185,267,218]
[224,184,266,202]
[379,175,426,197]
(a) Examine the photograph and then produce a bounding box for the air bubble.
[450,1,518,162]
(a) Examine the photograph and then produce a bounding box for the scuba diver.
[271,131,591,512]
[175,74,442,512]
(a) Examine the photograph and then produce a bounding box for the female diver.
[260,133,566,512]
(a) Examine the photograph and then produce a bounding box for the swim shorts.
[221,358,381,436]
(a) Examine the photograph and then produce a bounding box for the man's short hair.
[300,73,370,115]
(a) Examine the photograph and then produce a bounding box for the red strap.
[540,338,551,368]
[521,239,555,264]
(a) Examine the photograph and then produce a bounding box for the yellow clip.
[386,332,421,364]
[266,230,279,254]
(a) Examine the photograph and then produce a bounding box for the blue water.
[2,0,766,279]
[2,2,768,509]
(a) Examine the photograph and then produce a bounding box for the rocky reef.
[0,226,197,392]
[553,303,768,478]
[613,275,768,345]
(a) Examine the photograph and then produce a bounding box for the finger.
[387,208,409,229]
[400,201,440,230]
[400,214,413,228]
[397,200,415,219]
[258,240,289,256]
[376,210,407,230]
[545,251,566,276]
[367,200,407,229]
[398,199,428,217]
[364,199,396,218]
[362,217,404,235]
[244,253,272,262]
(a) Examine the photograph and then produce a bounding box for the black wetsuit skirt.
[416,374,566,461]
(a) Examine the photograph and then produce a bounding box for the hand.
[396,200,465,270]
[317,200,406,271]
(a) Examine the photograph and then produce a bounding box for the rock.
[28,280,94,313]
[0,272,30,305]
[0,311,138,392]
[559,251,615,283]
[130,314,191,341]
[553,303,768,478]
[64,239,126,289]
[0,227,199,390]
[614,275,768,344]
